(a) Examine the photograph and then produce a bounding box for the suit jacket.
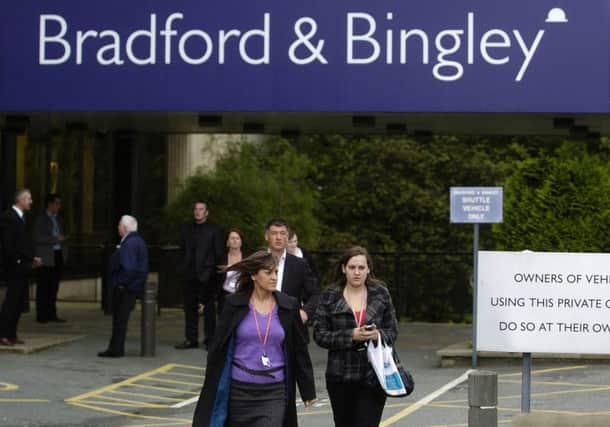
[0,208,34,272]
[109,232,149,293]
[33,212,67,266]
[281,253,320,321]
[177,221,224,284]
[193,291,316,427]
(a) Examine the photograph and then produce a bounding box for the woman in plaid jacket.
[313,246,399,427]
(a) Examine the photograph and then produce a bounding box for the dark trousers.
[327,380,387,427]
[107,286,136,355]
[183,279,216,345]
[0,267,29,339]
[36,251,63,321]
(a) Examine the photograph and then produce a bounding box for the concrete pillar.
[468,370,498,427]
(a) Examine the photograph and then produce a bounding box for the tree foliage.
[493,140,610,252]
[161,137,319,251]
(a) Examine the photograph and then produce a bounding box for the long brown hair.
[330,246,384,288]
[226,250,278,295]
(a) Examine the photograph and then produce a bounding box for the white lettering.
[239,13,270,65]
[347,13,380,64]
[97,31,123,65]
[39,14,71,65]
[178,30,213,65]
[125,14,157,65]
[513,30,544,81]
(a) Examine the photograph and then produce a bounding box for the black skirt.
[228,380,286,427]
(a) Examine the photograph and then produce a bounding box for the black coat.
[193,291,316,427]
[0,208,34,272]
[177,221,224,285]
[281,253,320,320]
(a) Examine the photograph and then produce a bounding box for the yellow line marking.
[93,394,171,407]
[79,400,168,409]
[127,384,199,395]
[107,390,185,402]
[0,398,50,403]
[380,369,472,427]
[142,377,201,387]
[0,382,19,392]
[169,364,205,371]
[68,400,192,422]
[157,372,205,379]
[129,422,191,427]
[66,363,178,402]
[499,379,610,388]
[499,365,590,377]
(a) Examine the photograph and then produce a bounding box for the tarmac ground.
[2,301,610,427]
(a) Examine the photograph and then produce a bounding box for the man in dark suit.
[98,215,149,357]
[265,219,319,335]
[34,193,67,323]
[0,188,42,346]
[175,200,224,350]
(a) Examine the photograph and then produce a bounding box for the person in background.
[34,193,68,323]
[0,189,42,346]
[264,219,319,333]
[216,227,244,314]
[193,251,316,427]
[313,246,399,427]
[98,215,148,358]
[287,229,320,283]
[175,200,224,350]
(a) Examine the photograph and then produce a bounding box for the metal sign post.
[450,187,503,369]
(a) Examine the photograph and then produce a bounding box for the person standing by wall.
[192,251,316,427]
[0,189,42,346]
[313,246,399,427]
[175,200,224,350]
[34,193,67,323]
[98,215,149,358]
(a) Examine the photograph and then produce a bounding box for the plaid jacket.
[312,282,398,383]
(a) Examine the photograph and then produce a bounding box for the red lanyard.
[348,288,367,327]
[252,302,275,350]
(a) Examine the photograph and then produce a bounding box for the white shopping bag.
[367,335,408,397]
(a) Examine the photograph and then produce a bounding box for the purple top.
[231,304,286,383]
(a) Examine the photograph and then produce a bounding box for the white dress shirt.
[275,249,287,291]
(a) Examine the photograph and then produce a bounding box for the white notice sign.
[477,251,610,354]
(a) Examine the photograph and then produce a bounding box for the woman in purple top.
[193,251,316,427]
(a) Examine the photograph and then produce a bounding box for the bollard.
[468,370,498,427]
[140,282,157,357]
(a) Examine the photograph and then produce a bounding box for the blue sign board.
[450,187,503,223]
[0,1,608,112]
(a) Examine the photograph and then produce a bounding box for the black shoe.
[174,340,198,349]
[97,350,123,358]
[49,318,66,323]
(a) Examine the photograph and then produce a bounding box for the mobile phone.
[364,324,375,331]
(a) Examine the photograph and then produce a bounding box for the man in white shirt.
[265,219,319,327]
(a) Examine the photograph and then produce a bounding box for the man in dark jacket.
[265,218,319,338]
[98,215,149,358]
[34,193,68,323]
[0,189,42,346]
[175,200,224,350]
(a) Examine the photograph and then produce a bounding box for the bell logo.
[546,8,568,24]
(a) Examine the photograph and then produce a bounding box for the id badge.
[261,354,271,368]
